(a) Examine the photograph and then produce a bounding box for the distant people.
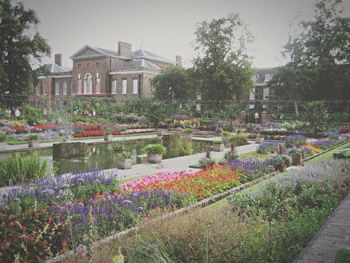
[43,107,48,116]
[254,112,259,124]
[6,107,11,118]
[92,109,96,116]
[15,108,20,119]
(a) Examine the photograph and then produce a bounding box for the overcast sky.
[22,0,350,69]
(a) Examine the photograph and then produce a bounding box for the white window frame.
[111,80,117,94]
[78,74,82,94]
[96,73,100,94]
[43,82,47,95]
[63,82,67,95]
[263,87,269,100]
[132,78,138,94]
[122,79,127,95]
[55,82,60,96]
[84,73,92,94]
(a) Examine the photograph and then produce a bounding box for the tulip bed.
[0,160,274,262]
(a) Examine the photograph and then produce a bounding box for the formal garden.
[1,97,350,262]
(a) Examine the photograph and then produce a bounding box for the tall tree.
[193,13,254,105]
[269,0,350,107]
[151,65,196,101]
[0,0,50,95]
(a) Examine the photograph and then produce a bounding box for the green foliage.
[0,132,7,142]
[193,13,254,103]
[303,101,329,135]
[228,134,248,147]
[0,0,51,94]
[288,148,303,158]
[22,104,42,125]
[269,0,350,103]
[116,151,131,159]
[143,143,167,155]
[151,66,196,100]
[162,133,192,158]
[27,133,39,141]
[272,154,292,167]
[0,153,54,186]
[198,157,216,168]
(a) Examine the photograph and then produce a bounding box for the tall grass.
[0,153,54,186]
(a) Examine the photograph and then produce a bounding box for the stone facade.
[34,41,179,106]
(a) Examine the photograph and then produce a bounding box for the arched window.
[84,73,92,94]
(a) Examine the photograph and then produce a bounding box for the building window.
[78,63,82,69]
[86,63,91,69]
[122,79,127,95]
[55,82,60,96]
[43,82,47,95]
[96,62,100,68]
[96,73,100,94]
[264,74,273,82]
[63,82,67,95]
[249,90,255,100]
[132,78,138,94]
[111,80,117,94]
[78,74,82,94]
[263,87,269,100]
[84,73,92,94]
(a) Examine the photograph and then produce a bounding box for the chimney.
[118,42,132,57]
[55,54,62,66]
[175,55,182,66]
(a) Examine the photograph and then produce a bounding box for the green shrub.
[0,132,7,142]
[0,153,54,186]
[27,133,39,141]
[162,133,192,158]
[143,143,167,155]
[116,151,131,159]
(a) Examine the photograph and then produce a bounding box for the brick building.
[34,41,179,107]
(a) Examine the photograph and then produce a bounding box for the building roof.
[44,64,72,75]
[70,45,174,65]
[133,48,174,64]
[253,67,276,86]
[110,58,161,73]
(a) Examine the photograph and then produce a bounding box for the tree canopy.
[193,13,254,104]
[269,0,350,105]
[151,65,196,101]
[0,0,50,95]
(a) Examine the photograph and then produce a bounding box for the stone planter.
[256,137,264,144]
[292,155,303,166]
[104,134,113,142]
[0,142,7,150]
[212,143,224,152]
[148,153,163,164]
[116,157,132,169]
[28,140,39,148]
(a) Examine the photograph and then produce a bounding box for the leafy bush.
[198,157,216,168]
[285,135,306,147]
[0,153,54,186]
[0,132,7,142]
[27,133,39,141]
[162,133,192,158]
[257,141,278,154]
[116,151,131,159]
[143,143,167,155]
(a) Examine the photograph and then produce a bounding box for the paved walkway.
[115,143,258,181]
[295,193,350,263]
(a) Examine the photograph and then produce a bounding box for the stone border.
[47,139,349,262]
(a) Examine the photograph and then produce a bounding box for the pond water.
[0,139,209,175]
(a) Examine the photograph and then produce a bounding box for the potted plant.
[212,140,224,151]
[0,132,7,150]
[143,143,166,163]
[272,154,292,172]
[28,134,40,148]
[104,129,113,142]
[288,148,304,165]
[116,151,132,169]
